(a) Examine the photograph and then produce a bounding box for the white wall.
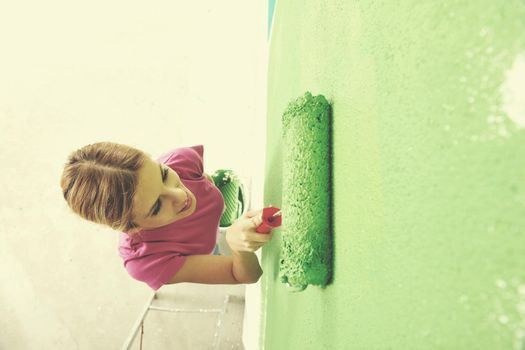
[0,1,267,348]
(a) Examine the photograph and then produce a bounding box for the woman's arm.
[231,250,263,283]
[166,209,272,285]
[165,253,262,285]
[166,255,252,285]
[226,209,270,283]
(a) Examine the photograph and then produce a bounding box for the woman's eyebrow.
[145,164,163,218]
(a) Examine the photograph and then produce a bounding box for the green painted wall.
[262,1,525,349]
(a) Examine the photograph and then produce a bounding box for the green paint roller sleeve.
[279,91,333,291]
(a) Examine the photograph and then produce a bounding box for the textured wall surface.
[262,1,525,349]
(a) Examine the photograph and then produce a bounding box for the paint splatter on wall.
[490,278,525,350]
[501,54,525,129]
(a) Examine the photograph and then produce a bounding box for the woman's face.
[130,157,195,232]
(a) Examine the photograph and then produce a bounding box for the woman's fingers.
[247,230,274,243]
[244,209,259,217]
[226,209,274,254]
[244,209,263,218]
[250,213,263,227]
[240,209,263,229]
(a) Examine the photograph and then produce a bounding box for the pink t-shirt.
[118,145,225,290]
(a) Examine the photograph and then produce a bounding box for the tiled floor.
[128,283,247,350]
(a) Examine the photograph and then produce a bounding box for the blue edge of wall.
[268,0,276,40]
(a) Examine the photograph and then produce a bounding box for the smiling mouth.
[179,192,191,213]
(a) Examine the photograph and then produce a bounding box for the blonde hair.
[60,142,148,232]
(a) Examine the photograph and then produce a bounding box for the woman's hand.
[226,209,274,253]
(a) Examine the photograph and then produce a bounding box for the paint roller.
[256,92,333,292]
[279,91,333,291]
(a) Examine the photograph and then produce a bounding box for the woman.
[60,142,274,290]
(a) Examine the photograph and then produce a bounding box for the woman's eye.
[152,203,161,216]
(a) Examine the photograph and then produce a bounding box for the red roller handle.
[256,206,282,233]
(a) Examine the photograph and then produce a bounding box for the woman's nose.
[164,187,186,201]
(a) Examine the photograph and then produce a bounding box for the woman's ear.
[126,222,142,234]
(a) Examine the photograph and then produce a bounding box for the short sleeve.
[124,252,187,290]
[157,145,204,179]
